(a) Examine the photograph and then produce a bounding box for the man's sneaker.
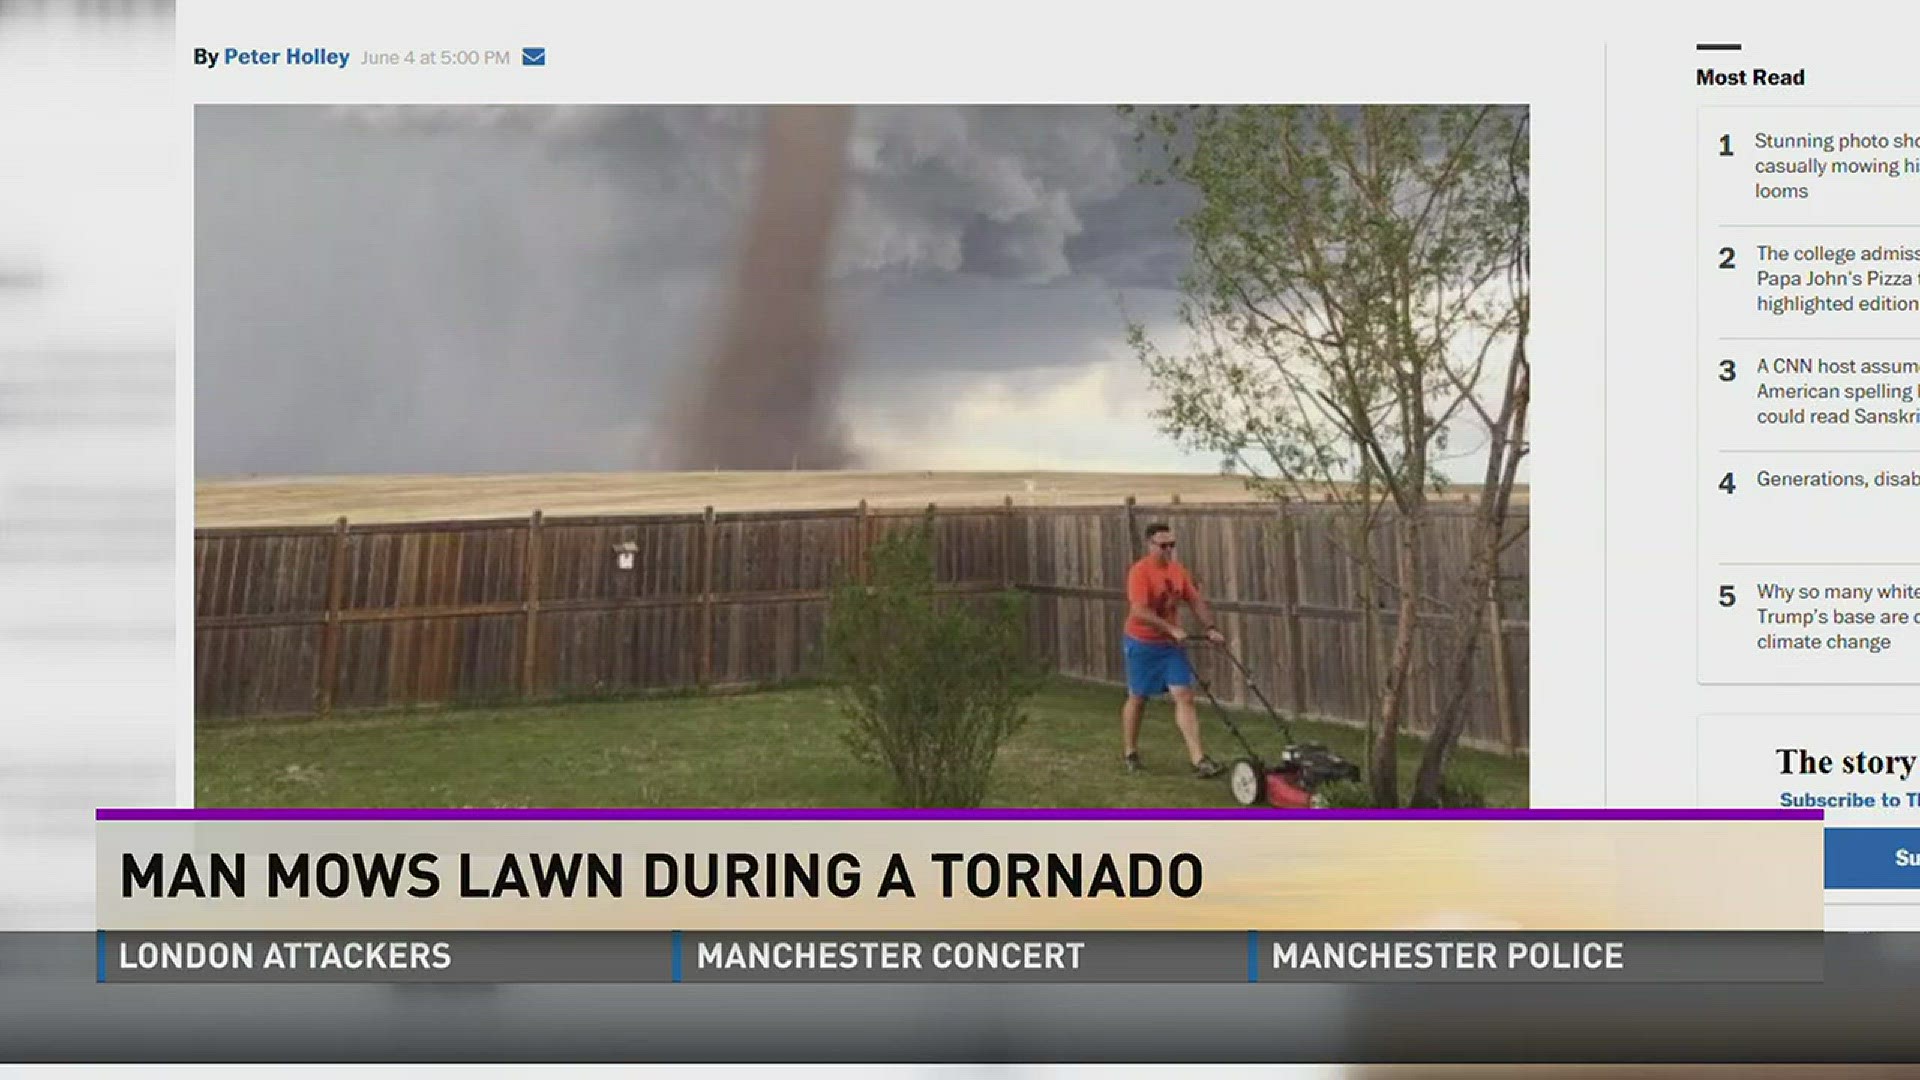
[1191,755,1224,779]
[1124,752,1143,774]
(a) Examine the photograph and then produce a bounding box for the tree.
[1122,104,1529,806]
[823,524,1045,807]
[1409,114,1530,806]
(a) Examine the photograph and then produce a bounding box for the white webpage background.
[1609,34,1920,929]
[0,7,174,933]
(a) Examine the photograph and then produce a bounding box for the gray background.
[16,933,1920,1061]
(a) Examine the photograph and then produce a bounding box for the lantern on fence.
[613,540,638,571]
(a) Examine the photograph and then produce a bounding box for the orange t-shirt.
[1125,556,1198,643]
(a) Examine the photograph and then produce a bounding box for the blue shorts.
[1123,636,1194,697]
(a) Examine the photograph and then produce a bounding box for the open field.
[196,678,1528,808]
[195,470,1524,527]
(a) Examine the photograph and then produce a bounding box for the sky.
[194,104,1217,476]
[194,104,1527,481]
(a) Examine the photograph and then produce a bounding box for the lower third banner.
[98,930,1824,984]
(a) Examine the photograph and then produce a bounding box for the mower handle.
[1179,636,1251,672]
[1178,637,1295,743]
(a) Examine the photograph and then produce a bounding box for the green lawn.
[196,679,1528,808]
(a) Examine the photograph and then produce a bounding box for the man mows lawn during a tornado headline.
[1122,522,1227,779]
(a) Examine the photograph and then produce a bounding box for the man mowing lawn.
[1122,522,1226,779]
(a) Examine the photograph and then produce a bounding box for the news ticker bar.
[98,930,1823,984]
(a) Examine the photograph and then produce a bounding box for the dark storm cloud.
[193,105,1190,475]
[846,274,1179,377]
[1066,182,1197,291]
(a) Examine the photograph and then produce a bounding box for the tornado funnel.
[658,105,856,470]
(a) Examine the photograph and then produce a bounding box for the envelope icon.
[522,47,546,66]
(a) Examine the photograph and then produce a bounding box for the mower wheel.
[1228,758,1266,806]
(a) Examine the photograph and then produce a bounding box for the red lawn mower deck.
[1187,642,1362,809]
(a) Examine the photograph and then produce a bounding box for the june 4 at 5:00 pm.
[364,48,517,66]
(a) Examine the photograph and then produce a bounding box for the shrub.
[1437,771,1489,809]
[823,525,1047,807]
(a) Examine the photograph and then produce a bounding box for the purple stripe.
[94,807,1821,822]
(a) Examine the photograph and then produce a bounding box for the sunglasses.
[1154,540,1177,550]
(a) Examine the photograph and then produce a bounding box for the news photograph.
[192,103,1531,811]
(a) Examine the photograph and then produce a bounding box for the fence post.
[1123,494,1137,546]
[856,499,870,584]
[315,516,349,715]
[1354,506,1380,729]
[924,502,938,585]
[1170,493,1181,505]
[1002,494,1015,589]
[520,510,543,698]
[700,506,716,688]
[1487,582,1518,754]
[1278,500,1308,715]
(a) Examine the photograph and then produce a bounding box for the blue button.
[1824,828,1920,888]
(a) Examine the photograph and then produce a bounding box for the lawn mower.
[1185,641,1361,808]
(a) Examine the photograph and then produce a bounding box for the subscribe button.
[1824,828,1920,888]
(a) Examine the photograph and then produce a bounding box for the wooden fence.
[195,499,1529,753]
